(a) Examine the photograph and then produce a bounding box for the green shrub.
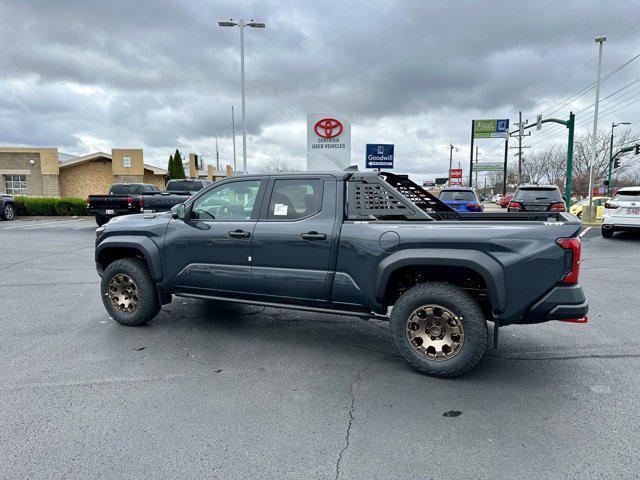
[11,196,88,216]
[55,198,88,216]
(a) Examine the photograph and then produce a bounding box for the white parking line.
[579,227,591,238]
[73,225,97,229]
[2,219,89,230]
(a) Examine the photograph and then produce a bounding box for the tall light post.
[587,35,606,220]
[607,121,630,195]
[218,19,266,174]
[231,105,237,172]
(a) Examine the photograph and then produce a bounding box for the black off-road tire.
[2,203,15,221]
[95,214,109,226]
[390,282,487,378]
[101,258,160,326]
[601,227,614,238]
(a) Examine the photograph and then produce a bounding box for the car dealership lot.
[1,220,639,479]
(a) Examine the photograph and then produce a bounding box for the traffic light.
[613,158,621,169]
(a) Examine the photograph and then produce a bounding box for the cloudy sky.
[1,0,640,180]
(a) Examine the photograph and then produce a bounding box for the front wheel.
[101,258,160,326]
[2,203,15,221]
[390,282,487,377]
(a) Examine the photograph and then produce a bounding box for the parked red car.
[498,194,512,208]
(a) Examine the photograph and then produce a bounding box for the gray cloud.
[1,0,639,178]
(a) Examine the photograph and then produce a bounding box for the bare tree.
[256,156,300,174]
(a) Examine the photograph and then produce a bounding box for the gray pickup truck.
[94,171,587,377]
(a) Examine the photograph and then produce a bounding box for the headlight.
[96,226,106,238]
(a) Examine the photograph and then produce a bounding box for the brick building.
[0,147,168,198]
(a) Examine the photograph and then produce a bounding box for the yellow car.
[570,196,609,219]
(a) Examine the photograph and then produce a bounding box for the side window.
[267,179,323,220]
[191,180,261,221]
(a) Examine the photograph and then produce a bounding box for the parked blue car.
[438,187,484,212]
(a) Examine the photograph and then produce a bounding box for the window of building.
[267,179,323,220]
[4,174,27,195]
[123,156,131,168]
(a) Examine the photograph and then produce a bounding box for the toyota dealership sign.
[307,113,351,171]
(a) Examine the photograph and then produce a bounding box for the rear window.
[167,180,203,191]
[438,190,476,202]
[109,184,135,195]
[513,188,562,202]
[612,190,640,202]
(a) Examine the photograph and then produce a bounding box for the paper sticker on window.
[273,203,288,216]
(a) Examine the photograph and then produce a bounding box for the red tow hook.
[560,316,588,323]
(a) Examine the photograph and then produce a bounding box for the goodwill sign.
[365,144,394,169]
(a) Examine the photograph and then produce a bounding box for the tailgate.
[144,194,188,211]
[88,195,130,210]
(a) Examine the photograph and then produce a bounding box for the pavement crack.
[334,358,379,480]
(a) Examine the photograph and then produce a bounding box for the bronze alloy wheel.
[405,305,465,361]
[108,274,139,314]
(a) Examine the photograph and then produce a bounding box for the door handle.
[300,231,327,241]
[228,229,251,239]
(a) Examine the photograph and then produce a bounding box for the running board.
[175,293,388,319]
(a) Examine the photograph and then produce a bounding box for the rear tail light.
[127,196,133,208]
[550,202,566,211]
[556,237,580,284]
[466,203,482,211]
[86,196,90,208]
[139,196,144,209]
[560,316,588,323]
[508,201,522,211]
[604,202,618,209]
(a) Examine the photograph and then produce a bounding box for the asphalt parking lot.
[1,218,639,479]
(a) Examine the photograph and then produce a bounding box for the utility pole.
[587,36,606,221]
[447,144,458,185]
[474,146,479,188]
[511,110,531,184]
[215,136,220,170]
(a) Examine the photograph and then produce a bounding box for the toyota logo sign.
[314,118,343,139]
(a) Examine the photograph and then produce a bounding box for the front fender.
[95,235,163,281]
[375,248,507,314]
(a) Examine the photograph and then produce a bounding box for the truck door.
[250,176,338,302]
[162,178,265,294]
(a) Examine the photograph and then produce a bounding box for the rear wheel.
[101,258,160,326]
[601,226,614,238]
[95,214,109,226]
[2,203,15,221]
[390,282,487,377]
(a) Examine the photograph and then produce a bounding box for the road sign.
[473,119,509,138]
[449,168,462,179]
[475,162,503,172]
[365,144,394,169]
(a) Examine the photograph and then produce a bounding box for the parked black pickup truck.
[94,171,587,377]
[87,183,190,226]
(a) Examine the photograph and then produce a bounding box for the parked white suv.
[601,186,640,238]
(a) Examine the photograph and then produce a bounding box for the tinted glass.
[167,180,204,191]
[191,180,261,220]
[513,188,562,202]
[612,191,640,202]
[267,179,323,220]
[438,190,476,202]
[109,184,135,195]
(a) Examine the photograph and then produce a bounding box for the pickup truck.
[87,183,190,226]
[94,171,588,377]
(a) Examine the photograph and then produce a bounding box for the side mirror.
[172,203,187,220]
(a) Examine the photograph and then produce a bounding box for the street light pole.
[607,121,630,195]
[218,18,265,174]
[587,36,606,220]
[231,106,237,172]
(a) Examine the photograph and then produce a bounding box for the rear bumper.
[88,208,131,216]
[521,284,588,324]
[602,217,640,229]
